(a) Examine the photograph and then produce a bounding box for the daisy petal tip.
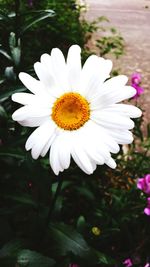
[51,47,61,56]
[18,72,26,82]
[106,158,117,169]
[106,59,113,68]
[70,44,81,52]
[12,113,16,121]
[40,53,50,62]
[25,140,32,151]
[130,86,137,97]
[11,93,20,103]
[114,74,128,86]
[11,94,15,102]
[25,144,30,152]
[31,152,39,160]
[53,168,59,176]
[34,61,40,69]
[136,108,142,118]
[128,136,134,144]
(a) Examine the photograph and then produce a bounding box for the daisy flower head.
[12,45,142,175]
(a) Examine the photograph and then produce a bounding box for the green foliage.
[96,28,124,58]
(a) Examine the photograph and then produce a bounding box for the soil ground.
[85,0,150,130]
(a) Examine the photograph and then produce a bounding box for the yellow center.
[51,92,90,130]
[91,227,101,236]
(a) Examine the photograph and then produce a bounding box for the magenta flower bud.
[137,174,150,195]
[131,72,144,99]
[131,84,144,99]
[123,258,133,267]
[144,197,150,216]
[69,264,79,267]
[131,73,141,85]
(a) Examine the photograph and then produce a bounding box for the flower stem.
[46,175,64,225]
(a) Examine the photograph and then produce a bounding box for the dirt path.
[85,0,150,129]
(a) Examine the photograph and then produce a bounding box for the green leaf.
[0,242,55,267]
[2,194,37,208]
[21,9,55,34]
[0,105,7,118]
[17,249,55,267]
[52,181,73,194]
[49,223,112,265]
[0,240,24,258]
[9,32,21,66]
[0,149,25,159]
[0,48,12,61]
[49,223,89,257]
[76,187,95,201]
[76,216,86,232]
[4,66,16,81]
[0,10,11,22]
[0,240,25,267]
[96,251,115,265]
[0,86,25,102]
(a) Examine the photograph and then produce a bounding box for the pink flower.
[144,263,150,267]
[131,73,141,84]
[69,265,79,267]
[131,72,144,99]
[137,174,150,195]
[132,84,144,99]
[144,197,150,216]
[123,258,133,267]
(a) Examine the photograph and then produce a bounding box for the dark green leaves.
[0,86,25,102]
[49,223,114,265]
[21,9,55,34]
[17,250,55,267]
[0,241,55,267]
[9,32,21,66]
[49,223,89,257]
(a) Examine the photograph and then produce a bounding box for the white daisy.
[12,45,142,175]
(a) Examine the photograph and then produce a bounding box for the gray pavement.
[85,0,150,128]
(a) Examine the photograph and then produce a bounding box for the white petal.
[40,53,53,75]
[51,48,69,92]
[67,45,81,90]
[18,117,49,127]
[25,120,56,156]
[84,121,112,160]
[103,75,128,88]
[86,120,120,155]
[105,157,117,169]
[71,130,97,174]
[34,62,58,95]
[49,135,64,175]
[91,86,136,110]
[12,105,51,121]
[103,104,142,118]
[40,134,56,157]
[71,145,95,174]
[12,92,35,105]
[19,72,44,95]
[91,111,134,130]
[108,129,134,144]
[79,55,112,97]
[77,129,105,165]
[58,132,71,170]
